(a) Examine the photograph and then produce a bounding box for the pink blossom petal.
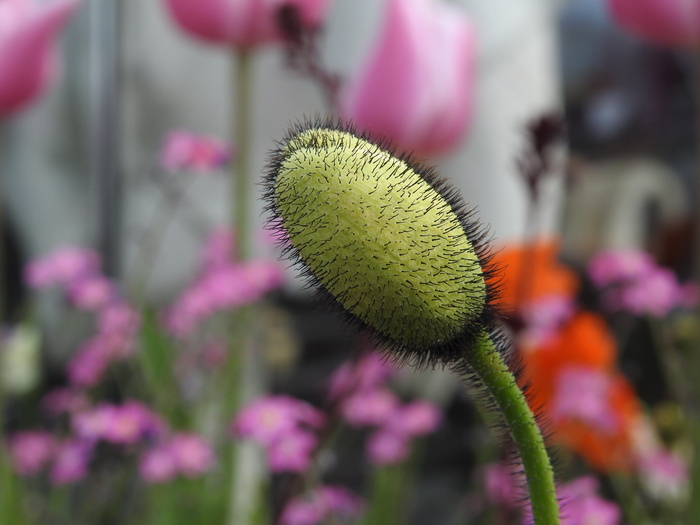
[607,0,700,48]
[0,0,80,116]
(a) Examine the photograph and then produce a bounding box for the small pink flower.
[67,275,115,310]
[0,0,81,116]
[341,388,399,427]
[550,366,619,433]
[162,0,332,48]
[558,476,621,525]
[366,429,409,465]
[139,445,178,483]
[280,485,363,525]
[50,439,91,485]
[328,352,395,400]
[234,395,324,445]
[637,449,689,501]
[7,431,56,476]
[159,130,231,173]
[200,228,236,269]
[168,433,215,477]
[67,341,111,387]
[388,400,442,436]
[587,249,655,288]
[42,387,88,415]
[339,0,475,156]
[266,429,316,473]
[482,462,525,509]
[520,294,575,347]
[24,247,100,288]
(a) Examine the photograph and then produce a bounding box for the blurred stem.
[232,49,252,260]
[466,332,559,525]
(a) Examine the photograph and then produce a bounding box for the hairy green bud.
[264,119,497,365]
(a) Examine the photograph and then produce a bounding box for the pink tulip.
[0,0,80,117]
[606,0,700,48]
[162,0,332,48]
[339,0,475,157]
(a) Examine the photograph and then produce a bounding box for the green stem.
[232,49,252,260]
[466,332,559,525]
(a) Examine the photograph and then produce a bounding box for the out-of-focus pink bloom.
[49,439,91,485]
[42,387,88,415]
[587,249,697,317]
[201,228,237,270]
[388,400,442,436]
[606,0,700,48]
[24,247,100,288]
[159,130,232,173]
[266,429,316,472]
[139,445,178,483]
[164,259,284,337]
[366,428,409,465]
[72,401,164,445]
[482,462,525,509]
[67,340,111,387]
[558,476,621,525]
[327,352,395,400]
[97,301,140,336]
[637,449,689,501]
[168,433,215,476]
[587,249,655,288]
[551,366,619,433]
[67,275,115,310]
[341,387,400,427]
[520,294,575,347]
[7,431,56,476]
[339,0,475,156]
[233,395,324,445]
[162,0,331,48]
[280,485,363,525]
[0,0,80,116]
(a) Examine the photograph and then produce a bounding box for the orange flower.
[490,240,579,313]
[519,311,642,472]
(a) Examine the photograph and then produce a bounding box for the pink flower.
[72,401,164,445]
[637,449,689,501]
[482,462,525,509]
[520,294,575,347]
[606,0,700,48]
[7,431,56,475]
[159,130,231,173]
[339,0,475,156]
[366,428,409,465]
[558,476,621,525]
[0,0,80,116]
[162,0,331,48]
[388,400,442,436]
[168,433,215,477]
[341,387,400,427]
[280,485,363,525]
[50,439,91,485]
[139,446,178,483]
[550,366,619,433]
[42,388,88,415]
[327,351,395,400]
[67,275,115,310]
[233,395,324,445]
[587,249,655,288]
[24,247,100,288]
[266,429,316,472]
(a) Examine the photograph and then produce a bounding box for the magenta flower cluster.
[8,400,213,485]
[329,352,442,465]
[279,485,363,525]
[232,395,325,473]
[25,247,140,387]
[159,129,232,173]
[164,229,284,337]
[587,249,698,317]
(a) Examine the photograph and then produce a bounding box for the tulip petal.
[0,0,80,116]
[607,0,700,47]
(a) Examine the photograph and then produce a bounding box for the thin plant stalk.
[467,332,560,525]
[225,48,266,525]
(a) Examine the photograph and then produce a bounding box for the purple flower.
[72,401,164,445]
[280,485,363,525]
[327,351,395,400]
[159,130,232,173]
[24,247,100,288]
[388,400,442,437]
[266,429,317,473]
[168,433,214,477]
[482,462,526,509]
[587,249,655,288]
[520,294,575,347]
[558,476,621,525]
[550,366,619,433]
[67,275,115,310]
[341,387,400,427]
[7,431,56,476]
[366,428,410,465]
[139,445,178,483]
[50,439,91,485]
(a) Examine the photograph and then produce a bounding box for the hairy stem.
[466,332,559,525]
